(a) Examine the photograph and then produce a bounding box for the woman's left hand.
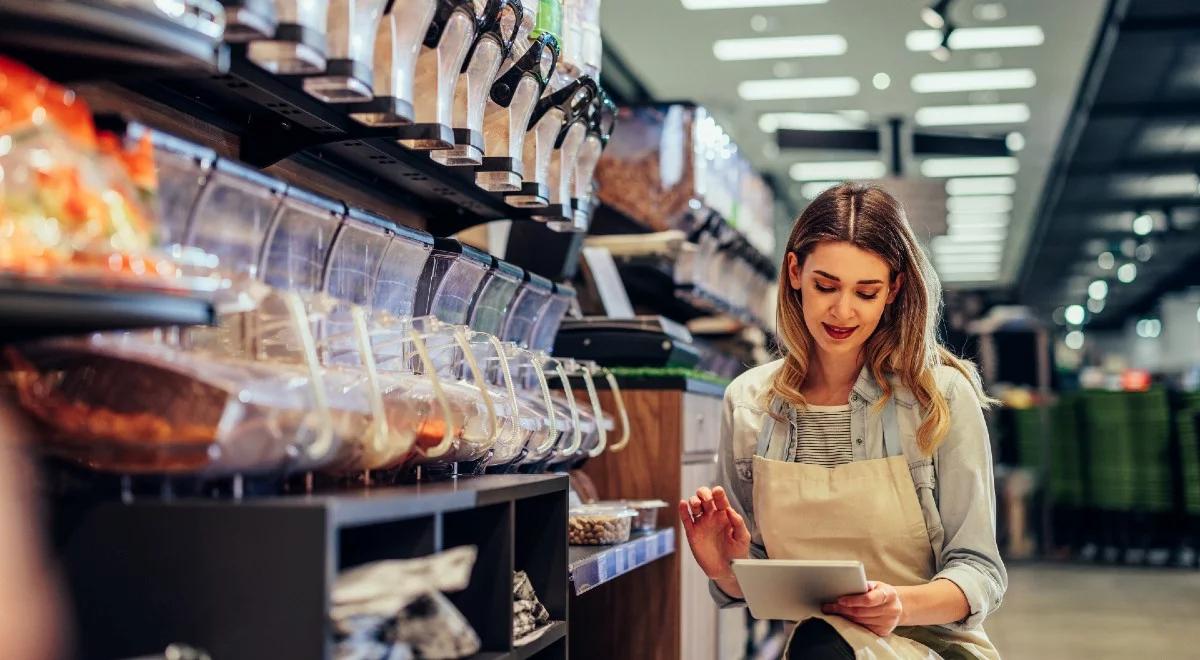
[822,581,905,637]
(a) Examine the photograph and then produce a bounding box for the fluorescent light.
[911,68,1036,94]
[947,226,1007,240]
[1088,298,1105,314]
[1098,251,1115,270]
[1065,305,1085,325]
[921,156,1019,178]
[907,26,1045,52]
[1088,280,1108,300]
[947,214,1009,230]
[800,181,841,198]
[934,255,1002,266]
[872,72,891,90]
[1118,263,1137,283]
[714,34,847,61]
[947,196,1013,214]
[946,177,1016,196]
[789,160,886,181]
[915,103,1030,126]
[738,76,860,101]
[758,110,869,132]
[1006,132,1026,152]
[941,272,1000,282]
[931,238,1003,253]
[921,1,948,30]
[683,0,827,8]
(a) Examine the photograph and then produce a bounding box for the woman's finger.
[839,588,888,608]
[696,487,718,514]
[711,487,732,511]
[678,500,696,533]
[726,509,751,542]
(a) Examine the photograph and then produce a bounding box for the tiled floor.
[987,562,1200,659]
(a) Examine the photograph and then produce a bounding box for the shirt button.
[851,394,860,403]
[855,438,864,445]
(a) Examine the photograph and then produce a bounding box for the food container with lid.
[348,0,437,127]
[615,499,668,532]
[398,0,483,151]
[528,281,573,353]
[247,0,330,74]
[413,238,492,325]
[568,504,636,545]
[259,187,345,293]
[501,270,553,348]
[571,91,613,214]
[302,0,388,102]
[184,158,287,281]
[467,257,522,337]
[477,30,557,192]
[432,0,522,167]
[373,224,435,318]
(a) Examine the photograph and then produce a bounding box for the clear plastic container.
[477,31,557,192]
[373,225,435,319]
[8,336,339,476]
[528,281,573,353]
[468,258,523,337]
[432,0,520,166]
[513,74,593,210]
[572,92,613,205]
[303,0,388,102]
[350,0,437,127]
[247,0,330,74]
[401,0,480,151]
[322,208,393,368]
[414,239,491,325]
[185,158,287,280]
[260,187,345,292]
[140,128,217,250]
[568,504,636,545]
[501,271,553,348]
[220,0,279,42]
[619,500,667,532]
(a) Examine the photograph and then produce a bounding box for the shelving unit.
[53,474,569,660]
[0,280,215,343]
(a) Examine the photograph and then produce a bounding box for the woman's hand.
[822,581,905,637]
[678,486,751,585]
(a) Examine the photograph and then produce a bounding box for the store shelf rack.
[568,527,675,596]
[52,474,568,660]
[0,280,215,343]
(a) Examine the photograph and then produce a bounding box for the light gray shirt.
[707,359,1007,632]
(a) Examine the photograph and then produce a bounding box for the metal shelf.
[568,527,675,596]
[0,280,215,343]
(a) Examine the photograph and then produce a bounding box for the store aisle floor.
[987,562,1200,659]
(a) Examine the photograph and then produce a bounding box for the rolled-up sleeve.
[708,389,767,608]
[932,372,1008,630]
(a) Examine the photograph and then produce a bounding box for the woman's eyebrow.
[813,269,884,285]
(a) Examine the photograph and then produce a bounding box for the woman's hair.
[770,182,994,455]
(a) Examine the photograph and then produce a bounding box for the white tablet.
[731,559,868,622]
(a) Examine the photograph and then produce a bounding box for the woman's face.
[787,241,903,360]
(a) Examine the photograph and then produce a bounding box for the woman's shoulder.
[725,358,784,410]
[884,364,979,406]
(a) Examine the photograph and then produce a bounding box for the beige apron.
[752,397,999,660]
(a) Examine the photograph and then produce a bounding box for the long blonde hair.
[770,182,993,455]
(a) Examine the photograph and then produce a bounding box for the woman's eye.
[815,283,835,293]
[857,292,879,301]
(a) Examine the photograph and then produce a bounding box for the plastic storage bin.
[568,504,636,545]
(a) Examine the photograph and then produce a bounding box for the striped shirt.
[789,403,854,467]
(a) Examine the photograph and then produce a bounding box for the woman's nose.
[832,292,854,320]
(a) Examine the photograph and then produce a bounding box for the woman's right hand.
[679,486,751,583]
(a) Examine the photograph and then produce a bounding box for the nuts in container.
[568,505,637,545]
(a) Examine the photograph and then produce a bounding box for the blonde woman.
[680,183,1005,659]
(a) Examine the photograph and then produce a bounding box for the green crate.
[1173,392,1200,514]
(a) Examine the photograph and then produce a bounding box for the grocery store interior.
[1,0,1199,658]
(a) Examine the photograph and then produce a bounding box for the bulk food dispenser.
[508,74,595,210]
[397,0,486,151]
[571,91,614,222]
[302,0,388,102]
[536,75,595,229]
[347,0,437,127]
[247,0,330,74]
[431,0,523,166]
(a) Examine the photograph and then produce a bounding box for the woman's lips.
[822,323,857,340]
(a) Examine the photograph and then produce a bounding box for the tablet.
[731,559,868,622]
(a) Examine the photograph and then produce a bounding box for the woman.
[679,183,1005,659]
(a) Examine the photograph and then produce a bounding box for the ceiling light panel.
[947,226,1007,240]
[758,111,869,132]
[906,25,1046,52]
[921,157,1020,178]
[911,68,1037,93]
[931,238,1004,252]
[915,103,1031,126]
[799,181,841,198]
[947,196,1014,214]
[739,76,861,101]
[713,34,847,61]
[789,160,886,181]
[946,216,1010,230]
[946,177,1016,196]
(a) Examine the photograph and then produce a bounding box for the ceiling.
[1017,0,1200,330]
[599,0,1108,289]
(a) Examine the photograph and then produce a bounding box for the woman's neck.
[802,352,863,405]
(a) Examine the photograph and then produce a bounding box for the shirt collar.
[852,365,884,403]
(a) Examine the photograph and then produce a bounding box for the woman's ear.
[886,273,905,304]
[786,252,803,290]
